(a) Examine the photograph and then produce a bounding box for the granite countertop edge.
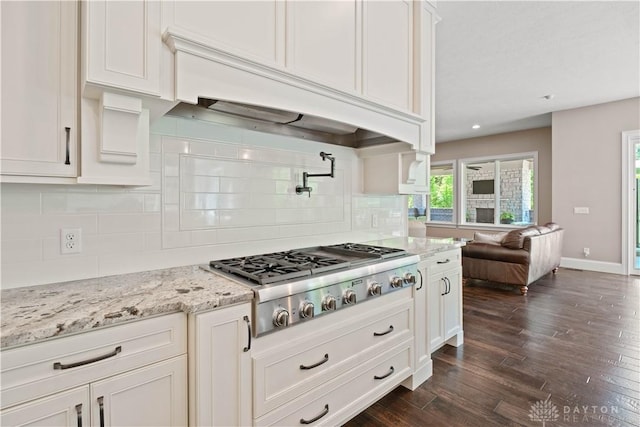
[0,265,253,349]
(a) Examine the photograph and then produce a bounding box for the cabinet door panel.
[427,272,444,351]
[443,268,463,339]
[286,0,358,93]
[85,0,161,95]
[414,261,429,367]
[1,0,77,177]
[171,1,282,65]
[0,387,89,427]
[190,303,251,427]
[362,0,412,110]
[90,355,187,427]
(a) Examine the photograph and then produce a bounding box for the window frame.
[427,160,456,225]
[425,151,538,229]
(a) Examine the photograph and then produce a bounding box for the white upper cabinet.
[83,0,162,96]
[362,0,413,111]
[413,1,438,153]
[285,1,359,93]
[168,0,284,67]
[0,0,78,181]
[162,0,437,152]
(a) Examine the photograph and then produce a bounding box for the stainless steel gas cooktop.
[203,243,419,336]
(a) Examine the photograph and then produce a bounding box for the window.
[423,152,537,227]
[428,162,455,223]
[461,154,536,226]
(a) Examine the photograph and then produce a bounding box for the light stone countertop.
[0,237,462,350]
[0,265,253,349]
[364,236,466,259]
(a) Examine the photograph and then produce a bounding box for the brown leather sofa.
[461,223,564,295]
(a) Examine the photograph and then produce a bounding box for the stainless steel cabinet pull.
[98,396,105,427]
[416,269,423,291]
[300,353,329,370]
[75,404,82,427]
[441,277,447,296]
[374,366,395,380]
[437,258,450,264]
[64,127,71,165]
[373,325,394,336]
[444,277,451,295]
[53,346,121,370]
[300,404,329,424]
[243,315,251,352]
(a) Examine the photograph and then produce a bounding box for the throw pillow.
[473,231,508,246]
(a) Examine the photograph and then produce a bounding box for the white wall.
[552,97,640,273]
[0,117,406,289]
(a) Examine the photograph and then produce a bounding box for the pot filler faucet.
[296,152,335,197]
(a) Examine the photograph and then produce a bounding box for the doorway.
[623,130,640,276]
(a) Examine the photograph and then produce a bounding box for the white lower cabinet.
[188,303,252,427]
[427,249,464,352]
[252,289,413,426]
[0,313,187,427]
[90,356,187,427]
[404,247,463,390]
[402,258,431,390]
[0,387,90,427]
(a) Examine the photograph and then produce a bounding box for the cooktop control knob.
[403,272,417,285]
[369,282,382,296]
[390,276,403,288]
[343,289,357,305]
[322,295,337,311]
[300,301,315,318]
[273,308,290,327]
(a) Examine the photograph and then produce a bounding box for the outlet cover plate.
[60,228,82,254]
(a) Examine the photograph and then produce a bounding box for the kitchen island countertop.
[0,265,252,349]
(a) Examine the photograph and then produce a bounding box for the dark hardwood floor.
[344,268,640,427]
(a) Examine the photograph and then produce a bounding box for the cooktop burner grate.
[211,256,312,285]
[322,243,406,259]
[209,243,408,286]
[260,250,350,274]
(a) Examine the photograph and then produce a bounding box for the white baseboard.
[560,257,625,275]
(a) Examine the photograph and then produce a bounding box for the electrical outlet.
[60,228,82,254]
[372,214,379,228]
[583,247,590,257]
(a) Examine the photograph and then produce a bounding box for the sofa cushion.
[463,243,530,265]
[473,231,508,246]
[502,227,540,249]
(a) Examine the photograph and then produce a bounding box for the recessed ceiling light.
[472,124,480,129]
[542,94,555,100]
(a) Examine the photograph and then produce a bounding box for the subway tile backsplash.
[1,117,406,289]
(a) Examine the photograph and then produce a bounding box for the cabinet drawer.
[255,341,412,427]
[1,312,186,409]
[427,249,461,274]
[253,300,412,417]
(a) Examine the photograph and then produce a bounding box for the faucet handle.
[295,185,312,197]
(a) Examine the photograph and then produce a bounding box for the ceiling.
[434,1,640,143]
